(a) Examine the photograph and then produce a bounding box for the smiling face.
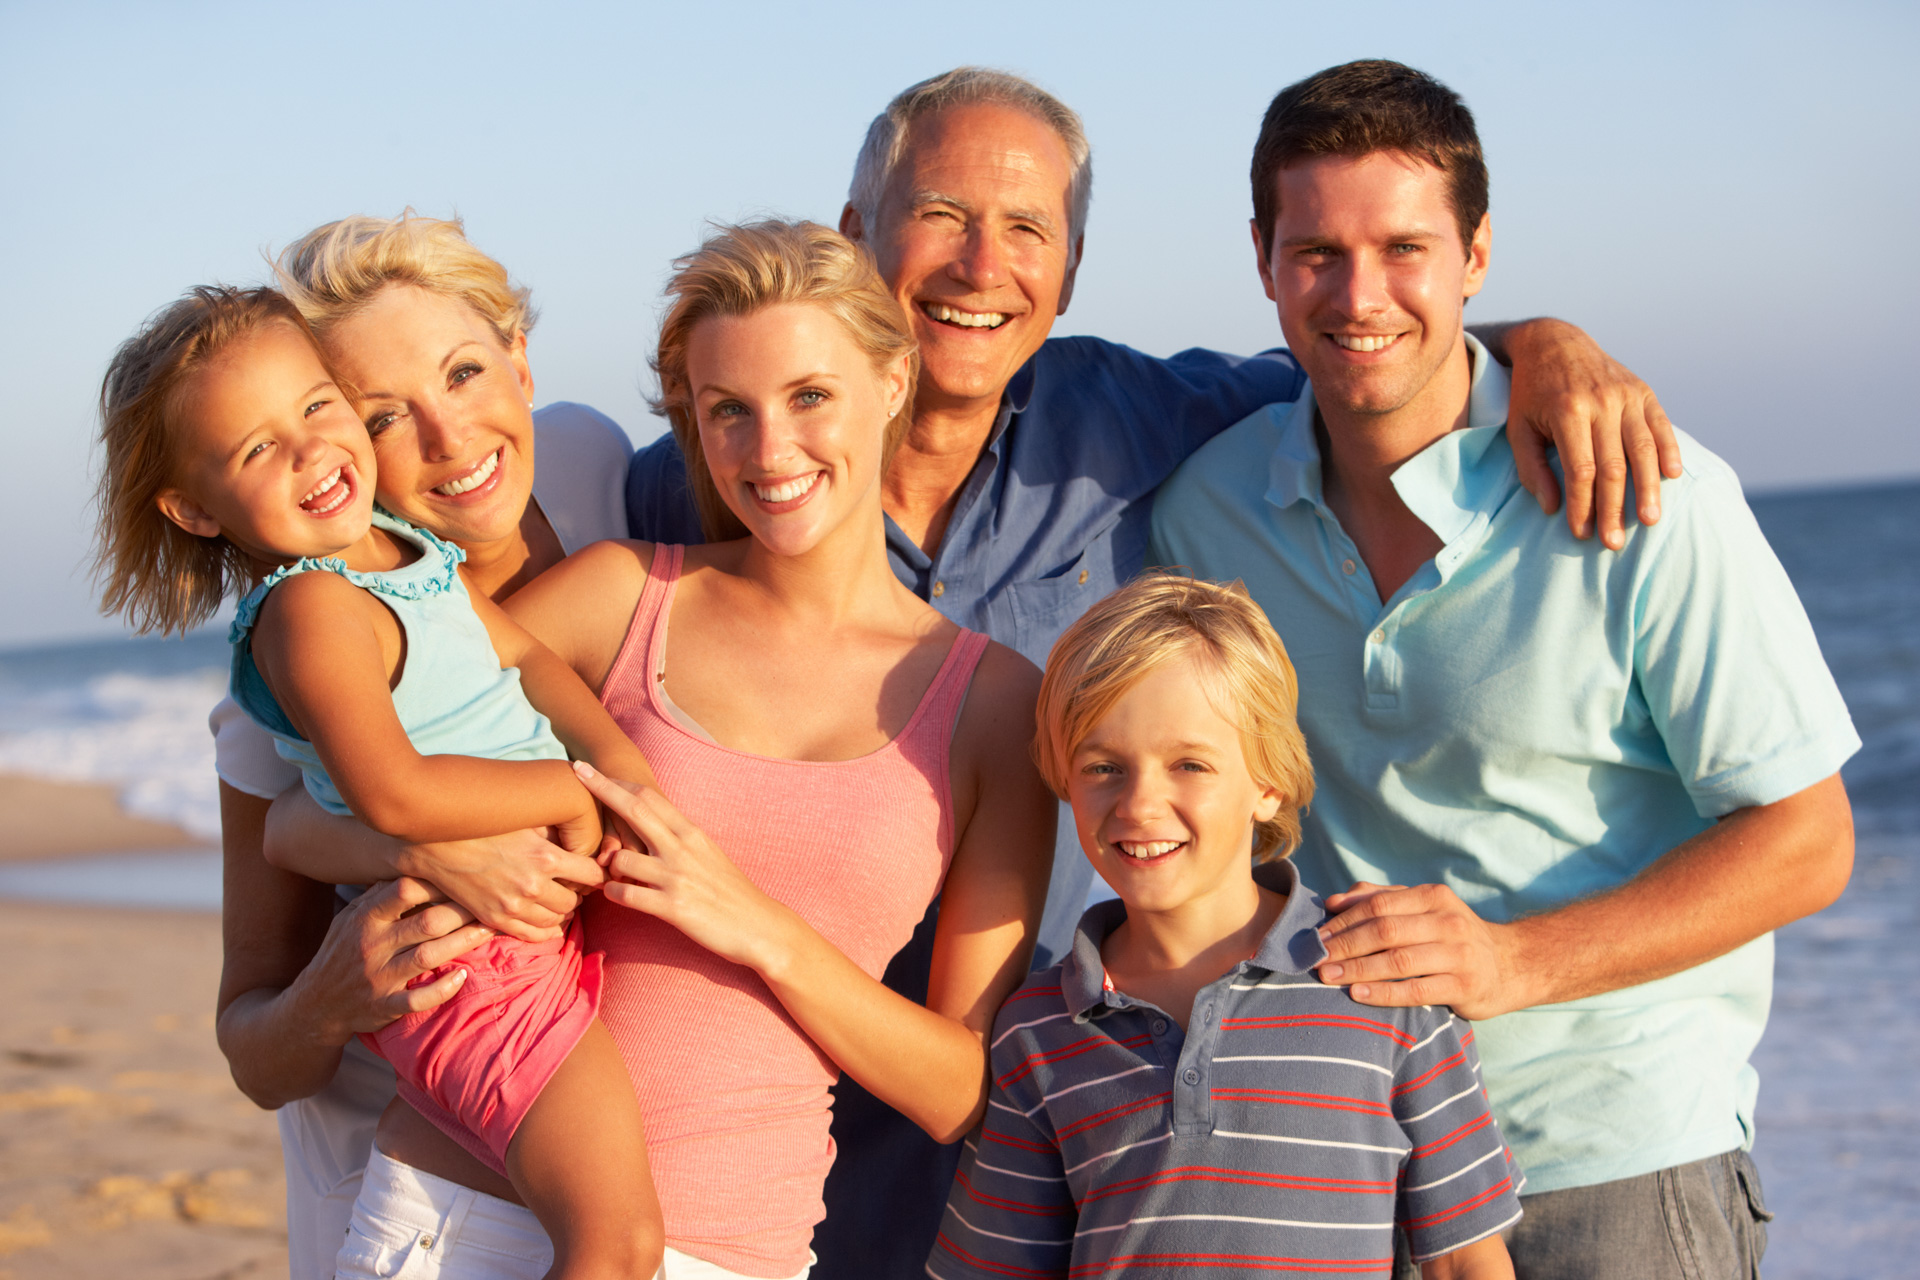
[1255,150,1490,425]
[686,301,911,558]
[157,319,376,567]
[316,283,536,547]
[855,102,1081,420]
[1067,651,1286,919]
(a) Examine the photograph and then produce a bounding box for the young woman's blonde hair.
[650,219,918,542]
[1034,572,1316,861]
[92,286,315,635]
[273,210,535,352]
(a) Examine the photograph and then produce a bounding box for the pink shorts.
[362,918,603,1177]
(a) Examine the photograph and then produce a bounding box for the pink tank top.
[586,544,989,1275]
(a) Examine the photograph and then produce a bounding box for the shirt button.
[931,581,945,597]
[1078,569,1090,584]
[1151,1018,1168,1035]
[1342,559,1357,575]
[1182,1068,1200,1085]
[1371,629,1386,644]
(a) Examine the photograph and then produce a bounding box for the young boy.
[926,573,1521,1280]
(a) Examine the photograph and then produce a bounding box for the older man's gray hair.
[848,67,1094,242]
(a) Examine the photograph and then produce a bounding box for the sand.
[0,898,287,1280]
[0,775,203,862]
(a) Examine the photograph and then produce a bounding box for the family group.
[90,58,1855,1280]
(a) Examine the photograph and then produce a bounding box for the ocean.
[0,479,1914,1274]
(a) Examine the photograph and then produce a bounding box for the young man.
[929,573,1519,1280]
[1151,60,1857,1276]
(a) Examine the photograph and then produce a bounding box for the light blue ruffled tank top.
[228,509,567,817]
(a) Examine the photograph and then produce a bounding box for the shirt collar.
[1265,334,1516,546]
[1059,859,1333,1020]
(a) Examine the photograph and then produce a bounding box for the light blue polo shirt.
[1149,337,1860,1193]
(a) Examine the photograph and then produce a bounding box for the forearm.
[1465,316,1579,368]
[344,755,591,845]
[264,783,407,883]
[1504,775,1853,1009]
[216,981,351,1109]
[516,643,656,787]
[748,903,991,1143]
[1420,1236,1513,1280]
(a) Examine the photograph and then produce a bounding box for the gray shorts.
[1395,1149,1773,1280]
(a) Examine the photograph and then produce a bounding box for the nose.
[411,394,477,463]
[291,429,334,473]
[1325,248,1393,323]
[946,223,1008,293]
[1112,769,1170,826]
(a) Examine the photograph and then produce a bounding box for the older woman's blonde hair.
[1034,572,1316,862]
[273,210,535,349]
[92,286,315,634]
[650,219,918,542]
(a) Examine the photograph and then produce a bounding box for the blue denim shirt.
[624,333,1305,1279]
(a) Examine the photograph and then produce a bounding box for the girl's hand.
[396,828,605,942]
[292,877,495,1043]
[572,762,792,973]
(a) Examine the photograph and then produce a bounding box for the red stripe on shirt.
[1067,1252,1395,1275]
[1056,1091,1171,1140]
[999,1031,1155,1088]
[1083,1165,1396,1203]
[1410,1110,1496,1160]
[1403,1177,1515,1232]
[1221,1014,1416,1047]
[1389,1048,1467,1099]
[1213,1086,1395,1119]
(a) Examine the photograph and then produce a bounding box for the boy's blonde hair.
[650,219,918,542]
[273,210,535,352]
[1035,572,1315,861]
[92,286,314,635]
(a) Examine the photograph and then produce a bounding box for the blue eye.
[449,362,483,387]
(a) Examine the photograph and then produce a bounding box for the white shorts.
[281,1036,395,1280]
[335,1148,811,1280]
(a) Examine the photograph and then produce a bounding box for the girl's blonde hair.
[273,210,535,352]
[92,286,314,635]
[1035,572,1316,861]
[650,219,918,542]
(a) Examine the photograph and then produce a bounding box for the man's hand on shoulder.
[1487,317,1683,552]
[1316,881,1535,1022]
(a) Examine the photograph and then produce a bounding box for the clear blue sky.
[3,0,1914,648]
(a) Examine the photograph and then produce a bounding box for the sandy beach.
[0,773,287,1280]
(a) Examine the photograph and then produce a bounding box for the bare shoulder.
[506,539,656,688]
[954,638,1044,763]
[253,567,382,638]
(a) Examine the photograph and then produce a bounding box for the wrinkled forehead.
[888,102,1076,220]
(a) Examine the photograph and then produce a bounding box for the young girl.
[94,284,662,1279]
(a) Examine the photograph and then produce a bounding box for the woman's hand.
[572,762,793,973]
[395,828,604,943]
[291,877,497,1044]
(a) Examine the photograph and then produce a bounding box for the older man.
[1151,60,1856,1277]
[627,67,1680,1278]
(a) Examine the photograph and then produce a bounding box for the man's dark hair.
[1250,59,1488,258]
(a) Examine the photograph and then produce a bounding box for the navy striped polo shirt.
[928,860,1523,1278]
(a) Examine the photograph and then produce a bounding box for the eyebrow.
[351,342,487,402]
[694,371,842,398]
[1279,229,1442,249]
[908,189,1058,235]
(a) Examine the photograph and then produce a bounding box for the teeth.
[300,468,352,514]
[754,473,820,504]
[1333,333,1401,353]
[921,303,1009,330]
[436,450,499,496]
[1116,840,1183,860]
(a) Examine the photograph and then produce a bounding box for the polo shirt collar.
[1264,334,1517,548]
[1060,859,1333,1021]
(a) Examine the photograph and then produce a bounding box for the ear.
[1250,219,1279,304]
[1056,233,1085,315]
[1461,212,1491,301]
[884,349,914,421]
[1252,785,1285,826]
[155,488,222,539]
[839,203,865,242]
[508,328,535,405]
